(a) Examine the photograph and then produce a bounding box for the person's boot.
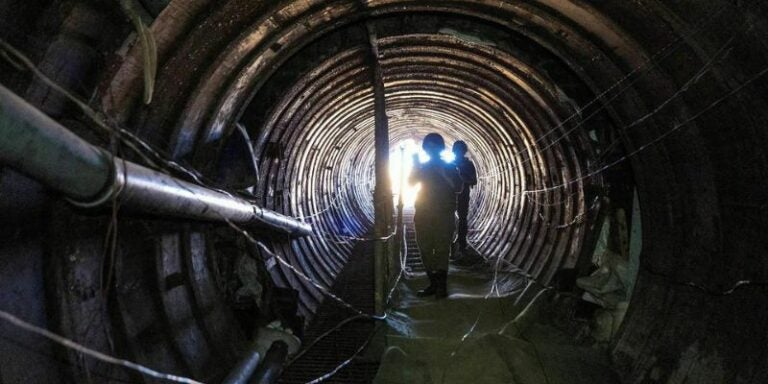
[416,271,437,297]
[435,270,448,299]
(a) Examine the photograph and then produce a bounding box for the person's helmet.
[452,140,468,156]
[422,133,445,155]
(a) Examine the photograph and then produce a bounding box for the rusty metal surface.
[278,241,378,384]
[1,0,767,383]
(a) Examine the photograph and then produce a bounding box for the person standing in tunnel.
[409,133,463,298]
[452,140,477,257]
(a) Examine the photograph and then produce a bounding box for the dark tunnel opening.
[1,1,768,383]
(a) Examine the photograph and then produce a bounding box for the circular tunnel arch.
[10,0,764,383]
[126,1,768,381]
[248,29,599,289]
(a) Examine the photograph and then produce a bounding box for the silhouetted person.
[452,141,477,255]
[409,133,462,298]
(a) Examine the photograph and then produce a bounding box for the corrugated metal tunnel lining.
[245,19,603,319]
[1,0,768,383]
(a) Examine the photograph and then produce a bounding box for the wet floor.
[373,248,620,384]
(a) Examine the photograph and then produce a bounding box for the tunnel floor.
[279,240,380,383]
[374,264,619,383]
[281,213,620,383]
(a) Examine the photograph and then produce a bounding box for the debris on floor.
[373,262,620,384]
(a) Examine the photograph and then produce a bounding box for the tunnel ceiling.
[103,1,768,382]
[2,0,768,383]
[115,1,641,318]
[244,15,607,294]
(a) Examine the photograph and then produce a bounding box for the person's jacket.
[409,159,462,218]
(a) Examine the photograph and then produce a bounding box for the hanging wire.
[4,32,759,372]
[301,323,379,384]
[311,227,397,243]
[516,26,738,170]
[0,38,257,205]
[223,218,386,320]
[0,310,205,384]
[286,218,408,380]
[385,221,412,305]
[0,46,386,374]
[0,333,138,383]
[517,61,768,198]
[477,48,768,295]
[522,188,583,207]
[0,4,766,381]
[483,19,743,183]
[283,314,371,368]
[534,196,601,230]
[642,267,768,296]
[294,192,343,220]
[478,2,731,180]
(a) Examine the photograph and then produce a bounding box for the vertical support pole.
[394,145,406,275]
[365,22,392,315]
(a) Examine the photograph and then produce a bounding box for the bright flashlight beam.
[390,139,456,207]
[389,139,418,207]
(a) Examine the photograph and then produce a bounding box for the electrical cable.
[1,6,766,381]
[283,314,372,368]
[478,2,731,180]
[0,310,205,384]
[516,61,768,198]
[301,323,378,384]
[225,219,386,320]
[0,334,136,384]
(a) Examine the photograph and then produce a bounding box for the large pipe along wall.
[1,0,768,383]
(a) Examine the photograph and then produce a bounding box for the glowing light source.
[390,139,419,208]
[390,139,456,207]
[441,149,456,163]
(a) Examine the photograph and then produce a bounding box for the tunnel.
[1,0,767,383]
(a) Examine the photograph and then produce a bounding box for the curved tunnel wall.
[1,0,768,383]
[108,1,768,381]
[247,28,599,316]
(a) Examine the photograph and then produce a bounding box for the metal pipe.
[248,341,289,384]
[221,344,262,384]
[104,160,313,235]
[0,85,312,236]
[0,85,112,200]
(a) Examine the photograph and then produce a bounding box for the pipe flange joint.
[66,150,125,208]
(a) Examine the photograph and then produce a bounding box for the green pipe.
[0,85,111,200]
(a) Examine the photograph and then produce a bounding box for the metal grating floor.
[278,240,379,384]
[402,210,424,273]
